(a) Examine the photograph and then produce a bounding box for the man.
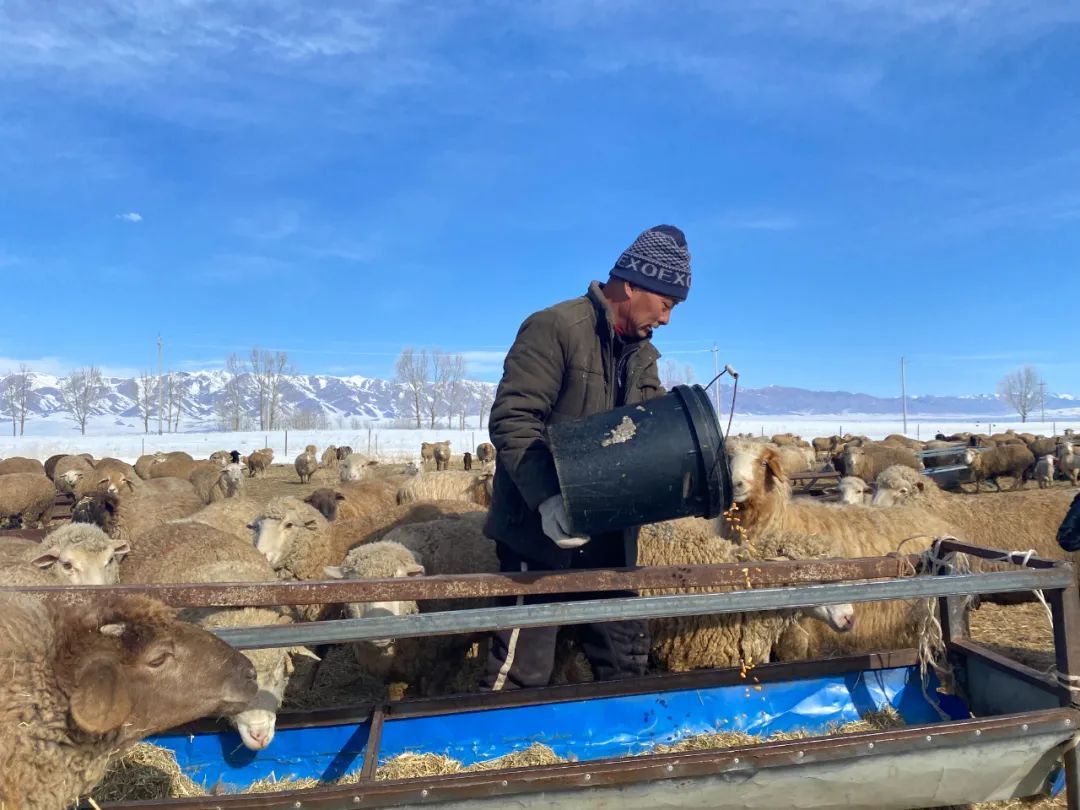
[481,224,692,691]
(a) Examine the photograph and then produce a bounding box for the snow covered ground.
[0,413,1075,464]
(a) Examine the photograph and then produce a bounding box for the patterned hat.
[609,225,691,301]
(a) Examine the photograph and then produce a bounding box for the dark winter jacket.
[484,281,664,569]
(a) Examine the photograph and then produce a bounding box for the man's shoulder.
[522,292,595,333]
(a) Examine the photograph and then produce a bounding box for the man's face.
[625,285,677,339]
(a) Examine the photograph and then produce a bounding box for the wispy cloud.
[462,350,507,378]
[0,355,71,376]
[115,212,143,223]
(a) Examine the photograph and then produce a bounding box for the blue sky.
[1,1,1079,397]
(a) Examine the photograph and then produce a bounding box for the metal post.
[1040,381,1047,424]
[1048,583,1080,809]
[284,429,288,457]
[901,356,908,435]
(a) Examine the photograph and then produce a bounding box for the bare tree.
[478,385,493,429]
[12,364,31,436]
[395,348,428,429]
[249,348,291,430]
[442,354,468,429]
[430,350,464,429]
[2,371,16,436]
[59,366,105,435]
[170,373,184,432]
[216,353,248,432]
[997,366,1043,423]
[660,360,682,389]
[137,369,157,434]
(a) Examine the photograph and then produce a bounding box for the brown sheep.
[321,445,338,467]
[964,443,1035,492]
[147,453,199,480]
[336,445,353,461]
[0,592,257,808]
[463,451,473,471]
[0,473,56,529]
[475,441,496,464]
[43,454,66,480]
[0,456,46,476]
[432,440,451,471]
[294,449,318,483]
[246,449,273,478]
[842,443,922,482]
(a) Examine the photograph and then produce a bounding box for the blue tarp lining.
[151,665,975,794]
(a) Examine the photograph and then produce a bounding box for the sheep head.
[30,531,129,586]
[804,603,855,633]
[836,476,873,506]
[52,595,256,742]
[730,445,786,504]
[304,488,346,521]
[72,492,120,535]
[871,466,927,508]
[325,542,424,649]
[250,500,324,569]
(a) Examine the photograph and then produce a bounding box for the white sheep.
[836,475,873,505]
[339,452,378,482]
[190,461,245,504]
[1058,442,1079,487]
[1036,454,1056,489]
[395,467,493,506]
[0,523,129,586]
[295,449,318,484]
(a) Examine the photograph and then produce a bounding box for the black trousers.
[480,540,649,691]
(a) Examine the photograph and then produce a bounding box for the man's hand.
[538,495,590,549]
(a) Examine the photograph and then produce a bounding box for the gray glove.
[538,495,590,549]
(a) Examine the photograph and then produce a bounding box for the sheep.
[0,592,257,808]
[190,461,245,503]
[842,443,922,481]
[870,464,1078,573]
[882,434,923,451]
[133,452,164,479]
[43,453,66,480]
[0,472,56,529]
[1059,493,1080,552]
[146,452,199,480]
[90,457,142,496]
[250,497,371,595]
[1035,455,1056,489]
[230,449,241,464]
[964,443,1036,492]
[119,523,318,752]
[323,513,497,696]
[432,440,451,471]
[140,476,200,498]
[339,452,378,482]
[463,451,473,471]
[0,456,46,476]
[0,523,128,587]
[304,479,400,522]
[770,433,810,449]
[294,449,318,483]
[72,487,203,546]
[336,445,353,460]
[476,441,496,464]
[637,520,855,671]
[321,445,339,467]
[209,450,231,467]
[1058,442,1079,487]
[247,448,273,478]
[396,467,494,507]
[305,443,318,455]
[53,454,95,495]
[172,495,263,542]
[724,443,961,657]
[836,475,874,505]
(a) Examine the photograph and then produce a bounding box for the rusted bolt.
[796,751,804,759]
[1066,719,1073,728]
[501,781,508,787]
[925,735,932,743]
[1022,724,1029,732]
[974,729,982,737]
[666,764,674,773]
[733,757,740,764]
[294,803,302,809]
[584,773,592,782]
[420,789,429,798]
[867,742,874,750]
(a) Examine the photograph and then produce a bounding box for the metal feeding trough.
[19,538,1074,809]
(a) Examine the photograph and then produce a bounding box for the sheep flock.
[0,427,1076,807]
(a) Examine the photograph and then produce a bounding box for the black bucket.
[546,384,732,537]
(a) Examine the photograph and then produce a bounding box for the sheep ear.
[335,493,346,501]
[97,477,111,488]
[111,541,131,558]
[397,562,426,577]
[764,451,787,484]
[30,551,59,569]
[291,646,321,662]
[304,519,320,531]
[70,662,133,735]
[915,480,925,492]
[323,566,345,579]
[122,477,136,492]
[100,623,126,637]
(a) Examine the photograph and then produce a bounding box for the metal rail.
[213,566,1074,650]
[0,555,918,607]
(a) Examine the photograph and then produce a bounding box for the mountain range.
[0,371,1076,433]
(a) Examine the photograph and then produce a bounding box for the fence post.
[374,433,378,456]
[141,438,145,456]
[264,435,268,449]
[368,428,372,454]
[284,429,288,457]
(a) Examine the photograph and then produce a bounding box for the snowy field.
[0,413,1076,464]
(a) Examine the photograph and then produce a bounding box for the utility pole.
[1039,381,1047,424]
[900,356,908,435]
[710,342,721,421]
[157,334,164,436]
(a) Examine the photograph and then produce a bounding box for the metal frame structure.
[26,540,1078,809]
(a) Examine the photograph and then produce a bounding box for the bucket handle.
[704,364,740,439]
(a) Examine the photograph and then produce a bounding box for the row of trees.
[396,348,491,429]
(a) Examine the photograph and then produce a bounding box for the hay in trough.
[89,743,205,803]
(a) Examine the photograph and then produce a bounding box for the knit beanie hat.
[609,224,691,301]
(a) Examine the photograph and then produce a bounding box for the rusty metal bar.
[359,707,384,782]
[89,707,1080,809]
[935,538,1062,569]
[212,567,1075,650]
[0,555,918,608]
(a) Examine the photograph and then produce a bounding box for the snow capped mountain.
[0,371,1075,433]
